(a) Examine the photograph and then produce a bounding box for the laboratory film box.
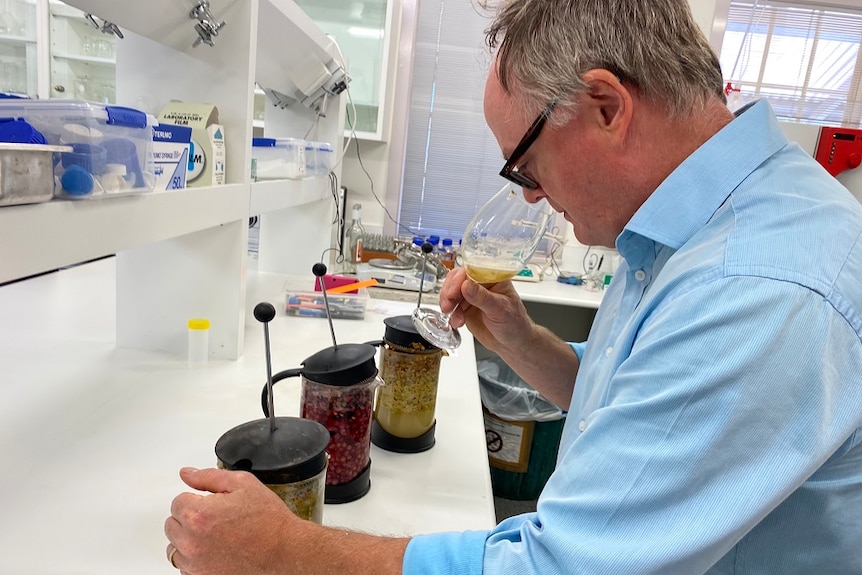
[157,102,225,187]
[152,123,192,190]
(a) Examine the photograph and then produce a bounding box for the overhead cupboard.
[0,0,349,360]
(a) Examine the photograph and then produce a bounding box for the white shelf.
[51,51,114,65]
[0,184,247,284]
[0,33,37,45]
[250,176,329,214]
[2,0,346,358]
[65,0,339,83]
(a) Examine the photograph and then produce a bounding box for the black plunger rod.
[313,263,338,349]
[416,242,434,308]
[253,302,278,432]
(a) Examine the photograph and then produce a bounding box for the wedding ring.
[168,545,179,569]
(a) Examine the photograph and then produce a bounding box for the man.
[166,0,862,573]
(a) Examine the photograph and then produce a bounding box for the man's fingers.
[169,493,203,524]
[179,466,247,494]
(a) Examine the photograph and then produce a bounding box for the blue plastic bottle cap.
[61,164,95,196]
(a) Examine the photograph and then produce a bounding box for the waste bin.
[478,357,565,501]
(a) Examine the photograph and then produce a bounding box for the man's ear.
[581,68,633,141]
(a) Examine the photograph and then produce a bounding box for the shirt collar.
[618,100,790,261]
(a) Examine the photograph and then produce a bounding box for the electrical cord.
[327,35,419,240]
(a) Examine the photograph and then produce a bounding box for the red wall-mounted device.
[814,126,862,177]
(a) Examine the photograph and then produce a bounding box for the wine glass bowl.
[412,184,554,350]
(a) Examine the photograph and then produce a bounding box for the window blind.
[397,0,504,240]
[720,0,862,126]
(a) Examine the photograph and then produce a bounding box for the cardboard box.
[152,123,192,190]
[157,102,225,187]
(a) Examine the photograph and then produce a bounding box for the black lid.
[301,343,378,386]
[383,315,439,350]
[215,417,330,484]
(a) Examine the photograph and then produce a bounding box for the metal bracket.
[83,13,123,39]
[190,0,226,48]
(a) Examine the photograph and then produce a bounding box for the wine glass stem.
[439,295,464,325]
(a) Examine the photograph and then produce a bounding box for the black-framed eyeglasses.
[499,100,557,190]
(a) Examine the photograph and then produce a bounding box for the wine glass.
[412,183,554,350]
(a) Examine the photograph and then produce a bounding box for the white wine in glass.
[412,183,554,350]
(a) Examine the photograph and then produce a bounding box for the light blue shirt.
[403,100,862,574]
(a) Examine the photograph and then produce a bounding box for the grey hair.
[483,0,726,123]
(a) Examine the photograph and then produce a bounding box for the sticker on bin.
[0,99,157,200]
[483,408,534,473]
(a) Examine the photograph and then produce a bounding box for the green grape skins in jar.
[215,416,329,524]
[373,315,446,452]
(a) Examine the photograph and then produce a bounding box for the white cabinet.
[296,0,396,141]
[0,0,346,360]
[48,0,117,102]
[0,0,38,95]
[0,0,118,100]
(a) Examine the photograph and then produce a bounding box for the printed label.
[483,407,534,473]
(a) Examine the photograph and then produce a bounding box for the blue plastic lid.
[428,235,440,245]
[252,137,277,147]
[105,106,149,129]
[61,164,95,196]
[412,236,424,246]
[442,238,453,247]
[0,118,46,144]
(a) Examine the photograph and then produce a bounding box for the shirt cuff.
[403,530,488,575]
[569,341,586,361]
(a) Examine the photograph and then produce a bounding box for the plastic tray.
[284,289,368,320]
[0,99,156,200]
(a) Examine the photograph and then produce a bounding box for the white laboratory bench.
[513,277,604,309]
[0,258,496,574]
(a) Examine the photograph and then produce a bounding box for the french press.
[263,342,381,503]
[215,303,330,523]
[261,263,382,504]
[371,315,445,453]
[372,242,448,452]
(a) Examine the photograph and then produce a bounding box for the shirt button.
[634,270,647,281]
[605,346,613,357]
[578,420,586,431]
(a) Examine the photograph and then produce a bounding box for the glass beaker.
[372,315,445,453]
[215,416,329,524]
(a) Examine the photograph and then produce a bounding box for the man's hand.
[165,467,410,575]
[165,467,299,575]
[440,267,534,355]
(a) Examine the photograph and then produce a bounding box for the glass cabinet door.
[295,0,389,138]
[0,0,38,96]
[48,0,115,103]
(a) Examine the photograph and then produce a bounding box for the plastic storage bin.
[0,99,156,200]
[284,289,369,320]
[252,137,306,180]
[478,356,565,500]
[305,141,334,176]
